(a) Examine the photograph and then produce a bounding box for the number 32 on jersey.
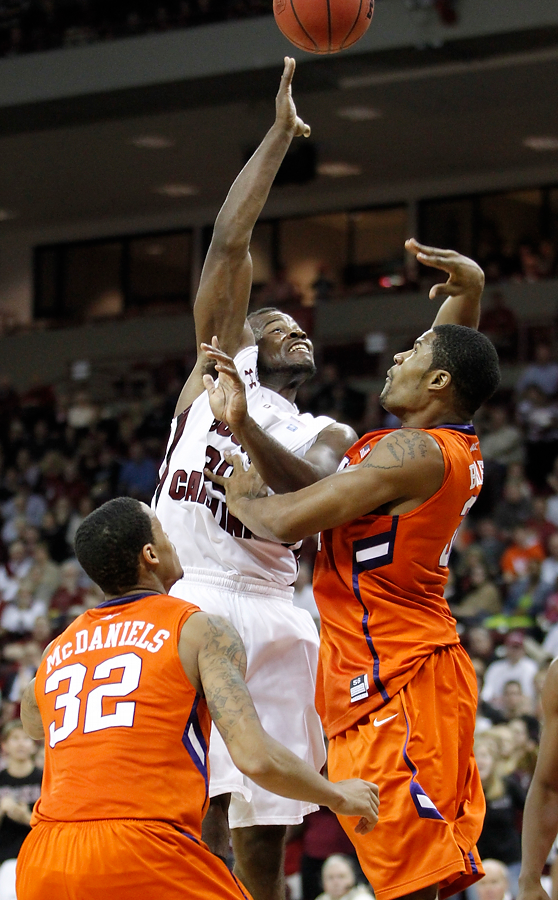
[44,652,142,748]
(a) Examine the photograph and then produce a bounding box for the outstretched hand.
[201,337,249,431]
[276,57,311,139]
[406,238,485,303]
[329,779,380,835]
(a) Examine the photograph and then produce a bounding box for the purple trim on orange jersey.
[181,694,209,805]
[401,702,444,821]
[468,851,479,874]
[351,518,398,703]
[433,423,476,435]
[96,591,157,608]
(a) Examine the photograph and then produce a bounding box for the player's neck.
[399,405,468,429]
[7,758,33,778]
[103,581,166,603]
[259,376,299,404]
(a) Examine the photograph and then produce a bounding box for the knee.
[233,825,287,867]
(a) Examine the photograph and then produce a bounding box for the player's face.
[145,509,184,591]
[254,312,316,382]
[379,330,436,415]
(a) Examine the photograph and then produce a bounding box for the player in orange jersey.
[205,241,501,900]
[16,497,379,900]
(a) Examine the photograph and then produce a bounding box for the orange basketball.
[273,0,374,54]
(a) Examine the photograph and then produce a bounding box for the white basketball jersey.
[153,345,334,586]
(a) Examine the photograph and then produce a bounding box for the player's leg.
[327,647,485,900]
[202,792,231,862]
[232,825,287,900]
[397,886,439,900]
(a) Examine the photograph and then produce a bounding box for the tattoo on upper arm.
[363,431,428,470]
[199,616,258,744]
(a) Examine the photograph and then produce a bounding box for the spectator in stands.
[480,291,519,362]
[494,483,533,537]
[526,496,557,552]
[40,496,73,563]
[482,631,539,707]
[498,680,531,721]
[507,716,538,791]
[48,559,87,632]
[517,343,558,398]
[480,406,525,469]
[26,543,59,606]
[117,440,158,503]
[0,584,46,638]
[66,390,98,433]
[300,807,360,900]
[450,562,502,621]
[500,526,545,584]
[316,855,372,900]
[4,541,31,584]
[475,733,525,898]
[476,858,511,900]
[0,720,42,900]
[517,384,558,490]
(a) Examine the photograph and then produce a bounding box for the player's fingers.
[415,251,455,273]
[405,238,455,259]
[428,282,457,301]
[202,374,215,392]
[354,816,374,835]
[200,342,227,358]
[295,116,311,138]
[281,56,295,88]
[203,468,226,487]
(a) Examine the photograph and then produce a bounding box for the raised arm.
[201,337,357,491]
[179,612,379,833]
[207,429,444,543]
[406,238,485,330]
[175,58,310,416]
[517,660,558,900]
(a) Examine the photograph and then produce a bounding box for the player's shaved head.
[75,497,154,595]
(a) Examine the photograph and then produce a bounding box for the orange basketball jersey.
[33,593,211,836]
[314,425,484,738]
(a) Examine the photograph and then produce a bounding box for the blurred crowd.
[2,333,558,896]
[0,0,272,56]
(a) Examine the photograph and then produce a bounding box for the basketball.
[273,0,374,54]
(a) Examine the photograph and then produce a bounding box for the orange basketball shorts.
[327,643,485,900]
[16,818,253,900]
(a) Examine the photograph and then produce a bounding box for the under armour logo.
[245,368,257,389]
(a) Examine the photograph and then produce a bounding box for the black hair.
[431,324,500,418]
[247,307,282,341]
[75,497,154,595]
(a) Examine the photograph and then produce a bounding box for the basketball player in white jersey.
[153,59,357,900]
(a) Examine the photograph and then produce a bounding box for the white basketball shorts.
[170,569,326,828]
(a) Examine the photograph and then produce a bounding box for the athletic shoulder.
[364,429,443,474]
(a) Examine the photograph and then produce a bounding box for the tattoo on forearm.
[364,431,428,469]
[200,616,258,744]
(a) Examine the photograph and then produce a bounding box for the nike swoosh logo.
[373,714,398,727]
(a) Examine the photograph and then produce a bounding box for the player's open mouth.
[289,343,310,353]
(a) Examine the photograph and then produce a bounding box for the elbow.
[210,217,249,258]
[236,751,276,784]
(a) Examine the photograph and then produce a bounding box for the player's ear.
[141,542,159,569]
[428,368,451,392]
